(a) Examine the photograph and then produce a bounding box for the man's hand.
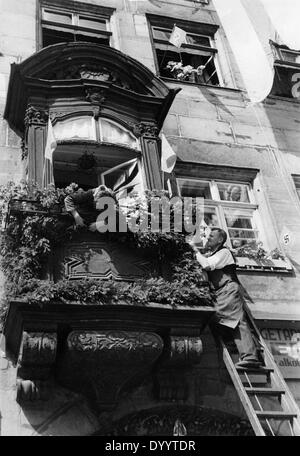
[186,235,198,252]
[88,222,97,232]
[74,213,85,227]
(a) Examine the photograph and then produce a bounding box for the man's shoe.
[235,359,263,369]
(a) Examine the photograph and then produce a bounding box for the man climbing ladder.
[188,227,300,436]
[187,227,263,369]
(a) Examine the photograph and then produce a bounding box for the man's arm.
[187,240,233,270]
[64,193,86,227]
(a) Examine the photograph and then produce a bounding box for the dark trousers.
[231,312,259,361]
[213,312,259,361]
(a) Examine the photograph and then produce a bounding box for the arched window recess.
[51,115,144,195]
[53,115,140,150]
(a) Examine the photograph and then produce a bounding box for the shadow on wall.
[197,85,235,116]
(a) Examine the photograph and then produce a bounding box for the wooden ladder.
[219,305,300,436]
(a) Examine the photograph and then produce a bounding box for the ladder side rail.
[262,345,300,436]
[220,339,266,436]
[243,302,300,436]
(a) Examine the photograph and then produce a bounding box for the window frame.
[52,115,141,151]
[147,15,223,87]
[38,0,113,50]
[269,41,300,100]
[100,157,145,198]
[51,115,143,192]
[177,177,266,250]
[292,174,300,201]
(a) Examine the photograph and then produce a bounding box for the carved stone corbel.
[133,122,159,138]
[154,332,203,402]
[24,105,48,130]
[16,331,57,403]
[56,330,164,412]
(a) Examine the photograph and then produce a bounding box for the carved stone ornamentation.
[56,331,164,411]
[24,105,48,129]
[21,137,28,160]
[47,64,133,91]
[107,405,254,436]
[133,122,159,138]
[154,334,203,402]
[16,331,57,403]
[168,336,203,365]
[85,88,107,108]
[55,240,156,282]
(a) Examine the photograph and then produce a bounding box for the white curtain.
[53,117,96,140]
[100,119,138,149]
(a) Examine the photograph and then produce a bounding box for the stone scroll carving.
[155,334,203,402]
[56,331,164,411]
[16,332,57,403]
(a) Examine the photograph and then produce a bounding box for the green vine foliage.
[233,241,285,261]
[0,182,214,326]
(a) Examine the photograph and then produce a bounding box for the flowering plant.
[166,61,206,82]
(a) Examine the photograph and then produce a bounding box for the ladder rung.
[245,387,285,396]
[256,411,297,420]
[236,366,274,373]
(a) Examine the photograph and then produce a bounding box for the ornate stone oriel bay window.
[39,0,113,48]
[5,42,179,190]
[148,15,222,86]
[3,41,217,412]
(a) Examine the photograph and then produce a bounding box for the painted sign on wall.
[260,327,300,378]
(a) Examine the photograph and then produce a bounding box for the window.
[51,116,143,195]
[270,42,300,99]
[177,178,262,249]
[292,175,300,200]
[148,16,221,86]
[53,117,139,150]
[40,1,112,48]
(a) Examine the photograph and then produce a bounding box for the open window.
[101,158,143,200]
[51,116,143,194]
[148,15,221,86]
[39,0,113,48]
[270,41,300,99]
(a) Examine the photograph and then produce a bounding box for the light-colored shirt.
[195,248,235,271]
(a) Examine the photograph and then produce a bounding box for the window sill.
[265,94,300,104]
[236,256,293,273]
[160,76,241,93]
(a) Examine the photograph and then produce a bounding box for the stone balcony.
[4,199,215,412]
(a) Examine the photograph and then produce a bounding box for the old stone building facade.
[0,0,300,436]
